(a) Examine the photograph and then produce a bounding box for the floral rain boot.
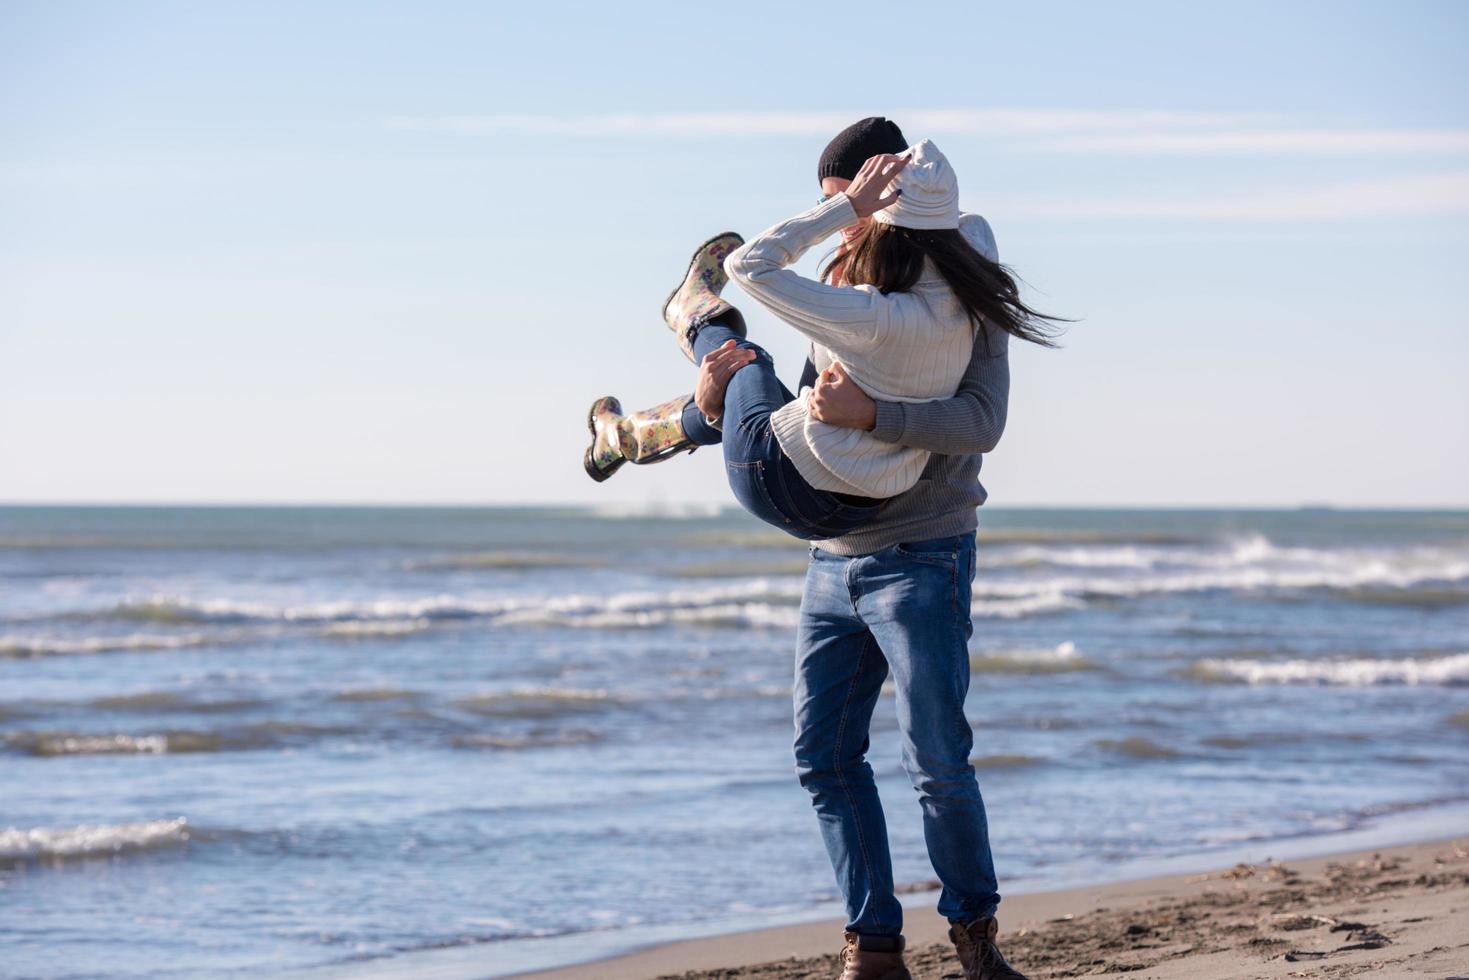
[583,393,699,482]
[662,231,747,363]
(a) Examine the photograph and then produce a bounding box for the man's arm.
[868,325,1009,454]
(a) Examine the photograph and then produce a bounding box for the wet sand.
[515,836,1469,980]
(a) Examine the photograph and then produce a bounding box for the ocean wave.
[1184,652,1469,686]
[22,535,1469,639]
[970,642,1098,674]
[452,729,604,750]
[1095,736,1182,759]
[670,560,813,578]
[969,753,1048,769]
[78,580,808,630]
[976,529,1202,545]
[5,720,358,756]
[331,687,425,702]
[0,631,226,658]
[970,593,1087,618]
[452,688,624,719]
[321,619,433,639]
[1202,731,1369,749]
[403,552,607,571]
[6,731,223,756]
[0,817,190,865]
[87,691,267,714]
[966,541,1469,608]
[495,601,802,631]
[974,544,1163,571]
[1332,586,1469,608]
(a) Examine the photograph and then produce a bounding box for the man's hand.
[695,339,757,420]
[808,361,876,431]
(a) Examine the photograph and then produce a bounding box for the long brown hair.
[821,222,1065,354]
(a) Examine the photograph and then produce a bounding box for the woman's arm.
[723,193,887,353]
[724,154,909,354]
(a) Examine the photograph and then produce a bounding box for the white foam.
[969,544,1469,604]
[25,734,171,755]
[1192,652,1469,686]
[971,592,1086,618]
[975,544,1161,570]
[0,817,189,862]
[110,578,808,629]
[321,618,433,638]
[50,536,1469,637]
[0,632,220,657]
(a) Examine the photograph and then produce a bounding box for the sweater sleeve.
[724,193,887,354]
[868,325,1009,453]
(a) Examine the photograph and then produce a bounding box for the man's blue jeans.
[684,321,883,541]
[794,530,1000,935]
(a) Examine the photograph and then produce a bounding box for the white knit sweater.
[723,192,991,499]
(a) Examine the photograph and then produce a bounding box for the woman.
[587,124,1055,980]
[584,140,1058,544]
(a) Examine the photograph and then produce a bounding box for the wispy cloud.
[383,108,1469,158]
[1025,129,1469,155]
[383,107,1283,138]
[1013,172,1469,220]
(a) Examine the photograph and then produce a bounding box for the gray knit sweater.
[803,215,1011,557]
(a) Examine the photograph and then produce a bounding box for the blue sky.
[2,0,1466,506]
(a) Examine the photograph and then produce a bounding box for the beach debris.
[1325,919,1370,932]
[1334,938,1389,951]
[1270,913,1335,930]
[1215,858,1299,882]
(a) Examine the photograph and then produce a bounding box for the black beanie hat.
[817,116,909,183]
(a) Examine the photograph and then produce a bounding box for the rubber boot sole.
[583,398,624,483]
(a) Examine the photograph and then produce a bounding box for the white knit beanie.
[869,138,960,230]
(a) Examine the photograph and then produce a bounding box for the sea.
[2,505,1467,979]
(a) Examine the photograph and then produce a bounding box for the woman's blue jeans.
[682,321,883,541]
[796,530,1000,935]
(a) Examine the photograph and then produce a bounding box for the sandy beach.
[516,835,1469,980]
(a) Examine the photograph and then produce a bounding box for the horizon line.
[2,501,1466,512]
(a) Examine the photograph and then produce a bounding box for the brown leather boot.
[948,915,1027,979]
[837,931,912,980]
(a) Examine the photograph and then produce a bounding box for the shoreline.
[506,833,1469,980]
[276,807,1469,979]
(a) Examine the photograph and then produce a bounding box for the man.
[584,116,1025,980]
[699,117,1023,980]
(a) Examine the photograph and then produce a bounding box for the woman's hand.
[695,339,757,420]
[808,361,876,431]
[843,152,909,220]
